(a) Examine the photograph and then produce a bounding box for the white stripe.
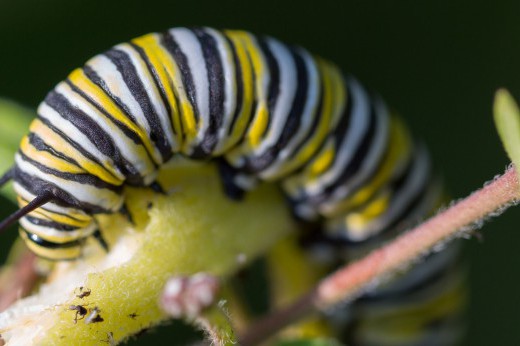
[13,182,90,218]
[169,28,210,148]
[361,146,431,233]
[55,82,157,183]
[205,28,237,154]
[19,217,96,241]
[37,102,125,181]
[259,48,320,179]
[15,153,123,211]
[113,43,178,153]
[253,37,297,155]
[308,77,370,196]
[86,53,152,139]
[316,92,389,215]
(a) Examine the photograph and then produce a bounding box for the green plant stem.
[0,163,296,345]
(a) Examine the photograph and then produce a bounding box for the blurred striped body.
[12,27,463,344]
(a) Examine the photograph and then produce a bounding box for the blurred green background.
[0,0,519,344]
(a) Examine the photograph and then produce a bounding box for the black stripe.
[37,110,129,181]
[82,63,138,124]
[234,35,276,168]
[102,47,172,162]
[25,215,79,231]
[358,255,460,304]
[290,77,356,205]
[131,40,177,136]
[65,79,157,183]
[255,36,279,132]
[44,90,139,180]
[18,196,86,223]
[275,47,309,149]
[389,148,419,192]
[271,72,325,177]
[331,77,354,146]
[327,135,393,208]
[65,79,157,167]
[314,96,379,201]
[22,229,82,248]
[44,91,117,160]
[189,28,226,157]
[222,35,260,168]
[245,45,306,172]
[28,132,81,168]
[222,32,244,139]
[64,80,144,147]
[14,169,112,213]
[161,30,200,124]
[323,91,379,194]
[383,158,433,232]
[19,151,120,192]
[326,151,430,246]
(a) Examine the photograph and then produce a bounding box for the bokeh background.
[0,0,519,344]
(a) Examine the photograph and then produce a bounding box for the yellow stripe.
[28,120,123,186]
[68,68,160,163]
[302,68,346,180]
[20,229,81,260]
[18,197,92,227]
[323,116,412,217]
[307,139,335,177]
[344,191,391,231]
[133,34,197,152]
[25,226,82,243]
[132,34,183,148]
[31,210,90,228]
[239,32,268,149]
[276,59,336,181]
[20,136,84,175]
[223,31,255,157]
[279,63,346,198]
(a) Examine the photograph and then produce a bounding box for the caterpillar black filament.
[0,27,464,344]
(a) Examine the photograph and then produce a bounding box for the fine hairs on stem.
[240,165,520,345]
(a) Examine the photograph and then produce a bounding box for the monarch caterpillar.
[0,27,464,344]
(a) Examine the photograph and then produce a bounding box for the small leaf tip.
[493,88,520,184]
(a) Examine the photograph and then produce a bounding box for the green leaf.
[0,98,34,201]
[494,89,520,171]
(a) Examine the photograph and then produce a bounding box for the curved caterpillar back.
[0,27,464,344]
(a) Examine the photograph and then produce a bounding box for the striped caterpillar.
[0,27,463,344]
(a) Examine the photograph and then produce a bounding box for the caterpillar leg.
[92,229,109,252]
[149,181,166,195]
[217,159,246,201]
[119,203,135,225]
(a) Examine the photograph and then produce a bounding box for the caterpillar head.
[0,155,125,260]
[15,192,99,261]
